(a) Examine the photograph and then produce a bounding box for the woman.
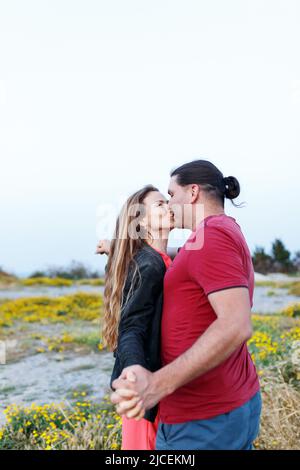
[97,185,175,450]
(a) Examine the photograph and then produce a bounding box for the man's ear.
[191,184,200,203]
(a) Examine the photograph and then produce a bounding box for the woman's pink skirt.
[121,406,160,450]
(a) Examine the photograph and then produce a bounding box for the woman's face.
[140,191,175,235]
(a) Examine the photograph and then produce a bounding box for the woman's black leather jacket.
[110,243,167,422]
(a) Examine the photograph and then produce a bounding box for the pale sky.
[0,0,299,276]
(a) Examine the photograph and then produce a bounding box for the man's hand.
[110,365,163,419]
[95,239,111,255]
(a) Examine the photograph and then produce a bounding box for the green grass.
[255,280,300,288]
[288,283,300,297]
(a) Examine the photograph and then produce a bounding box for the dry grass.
[17,417,121,450]
[288,282,300,297]
[0,270,18,287]
[254,369,300,450]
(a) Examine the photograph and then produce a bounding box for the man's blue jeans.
[155,391,262,450]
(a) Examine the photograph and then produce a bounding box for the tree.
[292,251,300,273]
[252,246,274,274]
[271,239,294,273]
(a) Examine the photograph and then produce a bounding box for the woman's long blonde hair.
[102,185,158,351]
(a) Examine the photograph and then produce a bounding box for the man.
[111,159,261,450]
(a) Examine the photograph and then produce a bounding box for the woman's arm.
[116,258,164,374]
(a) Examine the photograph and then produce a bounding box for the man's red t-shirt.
[159,214,260,424]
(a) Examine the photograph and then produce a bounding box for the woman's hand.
[95,239,111,255]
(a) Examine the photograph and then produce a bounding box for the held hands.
[110,365,160,420]
[111,369,146,420]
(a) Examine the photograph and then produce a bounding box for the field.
[0,278,300,449]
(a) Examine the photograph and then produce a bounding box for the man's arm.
[97,241,180,261]
[151,286,252,397]
[112,286,253,414]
